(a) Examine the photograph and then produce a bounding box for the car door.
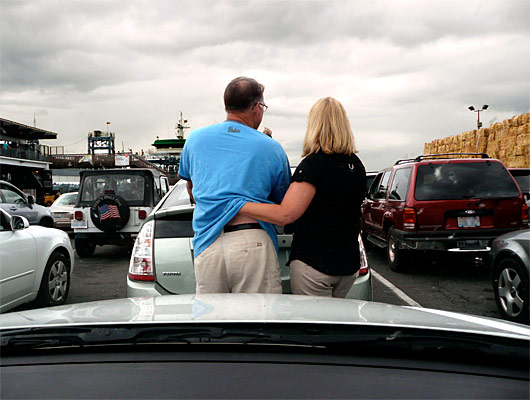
[0,184,38,224]
[0,212,38,312]
[363,171,391,238]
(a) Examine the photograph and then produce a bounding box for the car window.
[161,181,192,207]
[388,168,411,201]
[154,212,194,239]
[160,178,169,196]
[415,162,520,200]
[373,171,391,200]
[0,210,10,231]
[80,174,146,202]
[0,188,25,204]
[55,193,78,206]
[513,175,530,194]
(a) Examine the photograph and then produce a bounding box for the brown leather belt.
[224,223,263,233]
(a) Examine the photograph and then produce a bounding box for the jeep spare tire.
[90,194,130,232]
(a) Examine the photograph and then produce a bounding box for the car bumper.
[394,227,525,252]
[75,232,137,245]
[53,219,73,230]
[127,271,373,301]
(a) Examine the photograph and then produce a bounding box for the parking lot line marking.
[371,269,422,307]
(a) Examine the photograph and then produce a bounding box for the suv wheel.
[493,257,529,324]
[75,238,96,258]
[36,251,70,307]
[387,227,407,272]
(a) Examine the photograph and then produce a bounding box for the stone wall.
[424,113,530,168]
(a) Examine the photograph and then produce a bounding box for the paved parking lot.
[63,241,500,320]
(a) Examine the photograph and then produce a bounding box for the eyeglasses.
[253,102,268,112]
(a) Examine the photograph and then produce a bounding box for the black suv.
[362,153,528,271]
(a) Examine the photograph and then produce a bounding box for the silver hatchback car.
[127,181,373,300]
[0,180,53,227]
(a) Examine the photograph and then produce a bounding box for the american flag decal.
[99,204,121,220]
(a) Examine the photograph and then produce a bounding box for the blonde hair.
[302,97,357,157]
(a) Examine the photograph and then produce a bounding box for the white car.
[0,208,74,313]
[49,192,78,230]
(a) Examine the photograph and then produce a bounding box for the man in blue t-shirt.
[178,76,291,294]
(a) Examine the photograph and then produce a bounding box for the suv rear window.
[414,162,520,201]
[80,174,146,203]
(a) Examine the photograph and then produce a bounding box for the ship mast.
[175,111,190,139]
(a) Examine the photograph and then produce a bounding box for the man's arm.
[185,179,195,204]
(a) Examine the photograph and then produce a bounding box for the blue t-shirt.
[178,121,291,258]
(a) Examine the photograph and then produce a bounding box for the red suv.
[361,153,529,272]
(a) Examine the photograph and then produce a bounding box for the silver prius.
[127,181,372,300]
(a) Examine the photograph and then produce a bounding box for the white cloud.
[1,0,528,171]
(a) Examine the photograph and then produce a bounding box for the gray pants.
[194,229,282,294]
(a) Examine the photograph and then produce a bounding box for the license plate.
[71,219,88,229]
[53,212,69,219]
[457,216,480,228]
[457,240,484,249]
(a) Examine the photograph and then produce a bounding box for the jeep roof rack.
[413,153,490,162]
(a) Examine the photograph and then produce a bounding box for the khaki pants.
[290,259,357,298]
[194,229,282,294]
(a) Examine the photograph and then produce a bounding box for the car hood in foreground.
[2,295,530,340]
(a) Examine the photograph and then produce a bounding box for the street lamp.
[469,105,489,152]
[468,105,488,129]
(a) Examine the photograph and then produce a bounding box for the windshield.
[415,162,520,200]
[54,193,78,206]
[1,2,529,389]
[80,174,146,203]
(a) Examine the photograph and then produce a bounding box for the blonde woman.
[240,97,367,297]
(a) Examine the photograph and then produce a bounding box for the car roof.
[79,168,167,178]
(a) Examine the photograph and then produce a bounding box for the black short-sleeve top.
[287,151,367,276]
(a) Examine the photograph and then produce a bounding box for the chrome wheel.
[48,260,69,302]
[497,266,524,318]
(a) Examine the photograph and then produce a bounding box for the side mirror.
[27,195,35,205]
[11,215,30,230]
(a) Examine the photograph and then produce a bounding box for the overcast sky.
[1,0,529,171]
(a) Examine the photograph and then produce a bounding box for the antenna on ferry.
[175,111,190,139]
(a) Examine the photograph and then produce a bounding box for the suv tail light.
[138,210,147,220]
[403,207,416,230]
[74,211,83,221]
[522,203,529,224]
[128,220,155,281]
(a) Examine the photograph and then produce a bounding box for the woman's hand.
[240,181,316,226]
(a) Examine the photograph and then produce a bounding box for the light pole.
[469,105,488,152]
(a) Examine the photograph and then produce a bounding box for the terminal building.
[0,117,57,203]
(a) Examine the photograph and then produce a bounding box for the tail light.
[128,220,155,281]
[522,203,529,224]
[138,210,147,220]
[358,235,369,276]
[403,207,416,230]
[74,211,83,221]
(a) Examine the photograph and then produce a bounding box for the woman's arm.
[240,181,316,226]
